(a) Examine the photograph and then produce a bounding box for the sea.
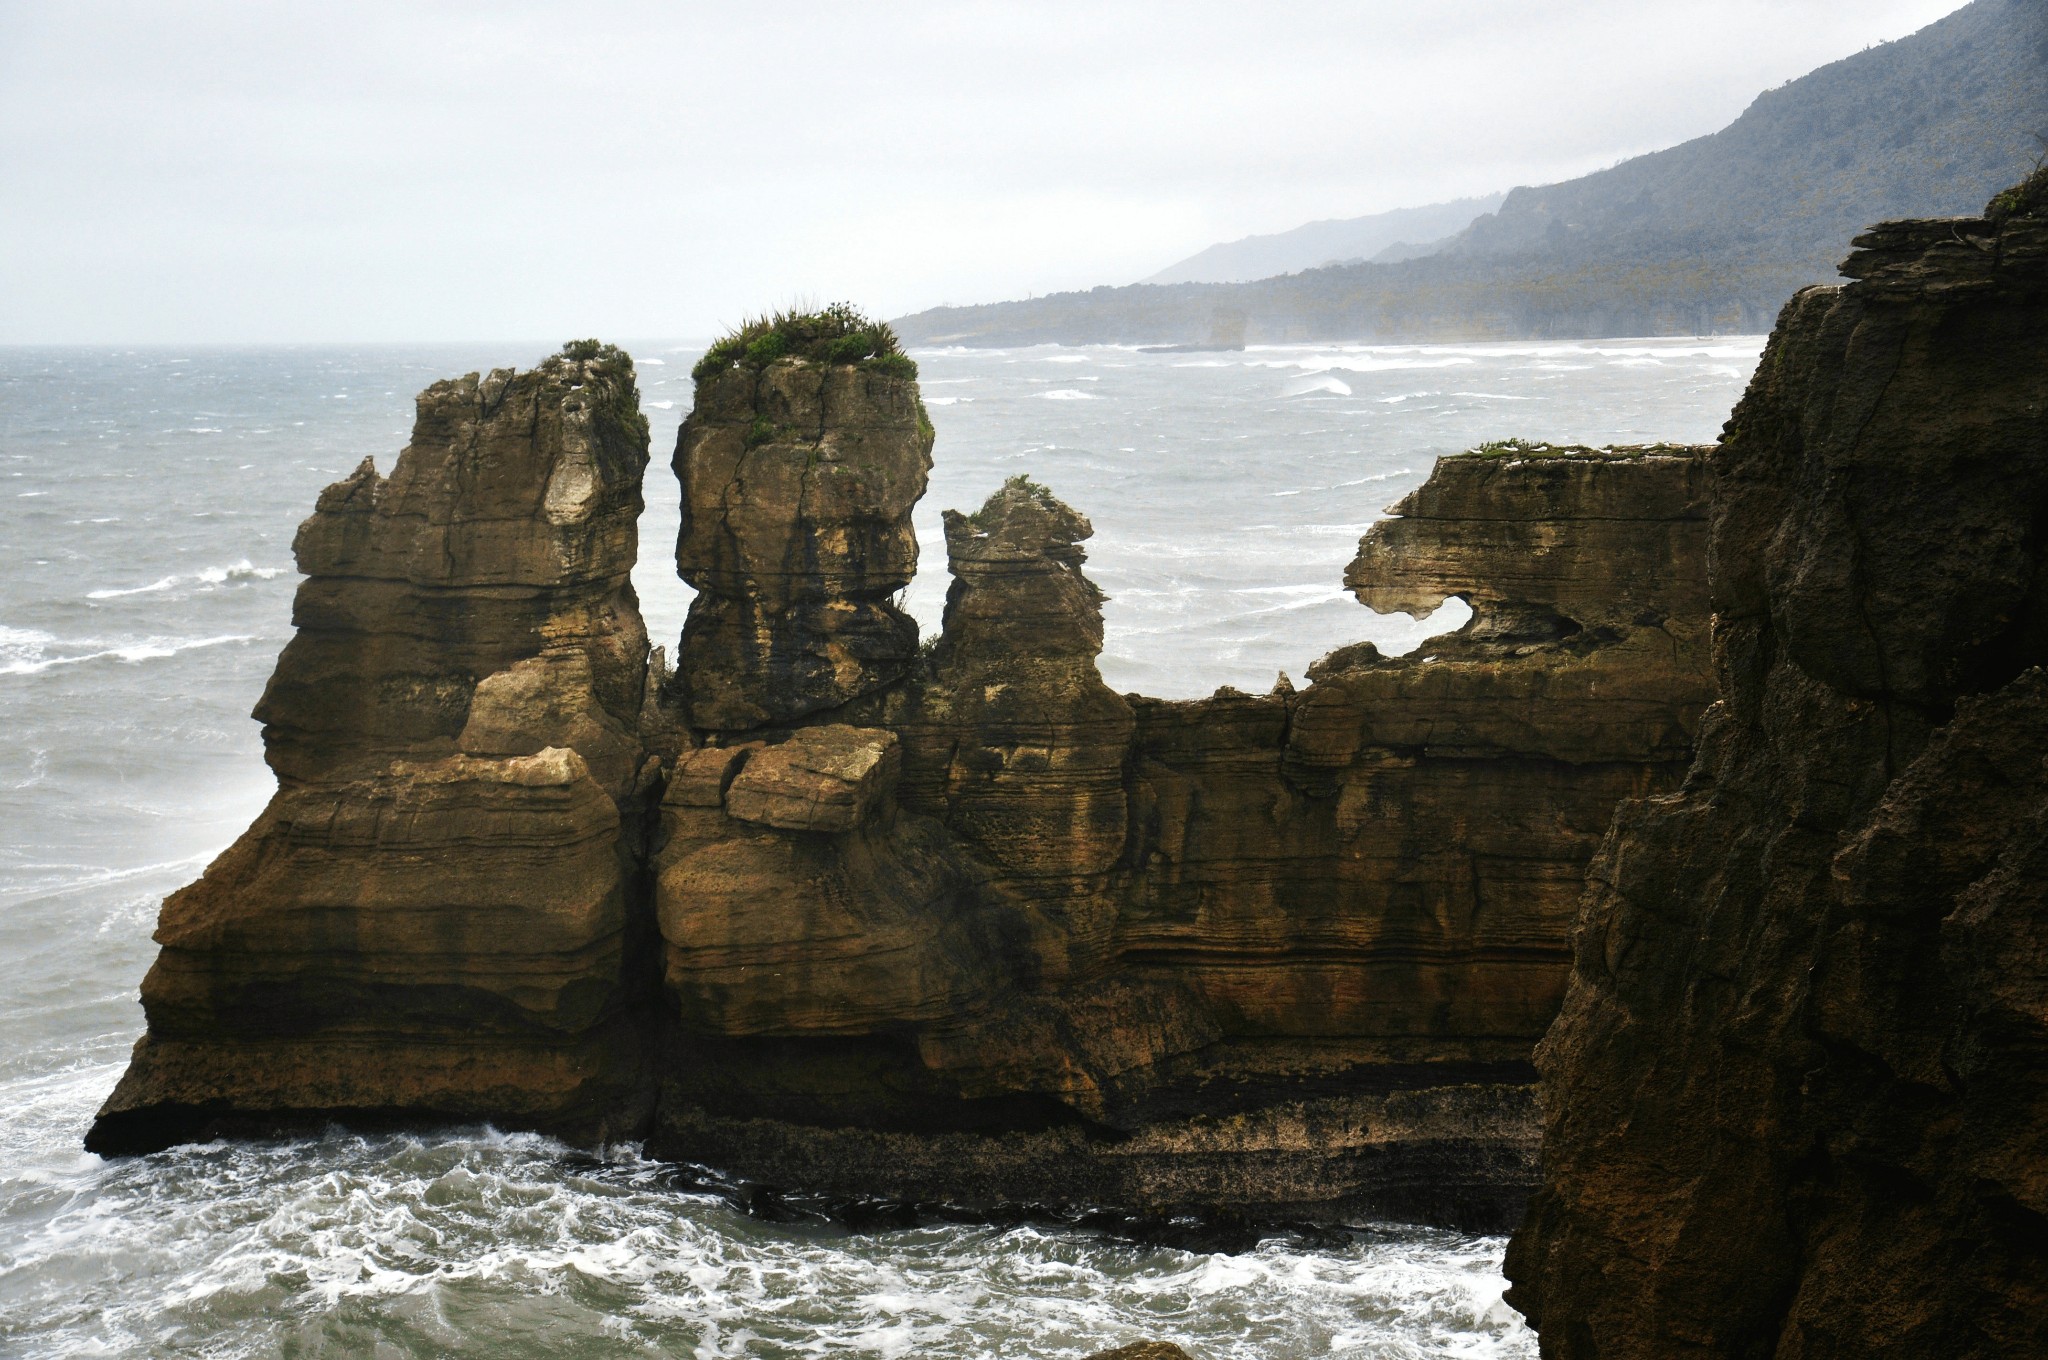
[0,336,1763,1358]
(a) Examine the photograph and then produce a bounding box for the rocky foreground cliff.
[1505,180,2048,1353]
[89,312,1713,1231]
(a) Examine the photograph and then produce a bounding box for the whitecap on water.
[1283,375,1353,398]
[1037,390,1098,401]
[1256,355,1476,374]
[0,633,256,676]
[0,1121,1535,1358]
[88,560,282,599]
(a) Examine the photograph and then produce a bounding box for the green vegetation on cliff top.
[1987,159,2048,224]
[556,338,650,454]
[966,473,1061,528]
[693,303,918,383]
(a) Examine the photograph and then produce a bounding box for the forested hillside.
[897,0,2047,347]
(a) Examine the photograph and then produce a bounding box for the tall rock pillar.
[88,342,659,1154]
[673,339,932,731]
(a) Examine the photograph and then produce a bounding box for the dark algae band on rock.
[1505,178,2048,1355]
[89,315,1716,1232]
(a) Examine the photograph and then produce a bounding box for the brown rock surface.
[724,725,902,833]
[92,317,1726,1234]
[652,724,1020,1040]
[88,344,659,1154]
[1108,447,1712,1048]
[893,476,1137,971]
[649,449,1714,1229]
[1084,1344,1195,1360]
[673,358,932,730]
[1504,190,2048,1357]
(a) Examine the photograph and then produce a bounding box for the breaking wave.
[86,560,282,600]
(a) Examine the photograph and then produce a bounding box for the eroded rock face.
[673,360,932,730]
[895,478,1137,971]
[1108,447,1713,1050]
[1504,197,2048,1356]
[88,346,659,1154]
[94,325,1725,1233]
[647,452,1714,1229]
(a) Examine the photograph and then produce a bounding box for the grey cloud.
[0,0,1971,342]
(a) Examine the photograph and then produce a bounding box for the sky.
[0,0,1975,344]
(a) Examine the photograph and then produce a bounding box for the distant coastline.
[897,0,2043,350]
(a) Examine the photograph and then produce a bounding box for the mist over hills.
[896,0,2048,347]
[1141,194,1506,285]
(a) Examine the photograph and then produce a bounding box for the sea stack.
[91,310,1722,1233]
[893,477,1137,973]
[1505,174,2048,1356]
[672,308,933,731]
[87,343,659,1153]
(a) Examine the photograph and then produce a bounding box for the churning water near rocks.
[0,337,1761,1357]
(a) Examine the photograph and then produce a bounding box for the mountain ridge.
[897,0,2047,348]
[1141,193,1506,286]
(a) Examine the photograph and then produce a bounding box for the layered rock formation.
[1505,182,2048,1354]
[647,353,1715,1226]
[672,356,932,730]
[95,322,1719,1233]
[88,344,659,1153]
[894,477,1137,972]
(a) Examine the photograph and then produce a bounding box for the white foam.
[1282,375,1352,397]
[646,400,676,410]
[1037,389,1097,401]
[0,850,213,906]
[87,576,180,599]
[88,560,280,599]
[7,747,49,790]
[0,633,255,677]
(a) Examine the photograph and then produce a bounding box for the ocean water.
[0,337,1762,1358]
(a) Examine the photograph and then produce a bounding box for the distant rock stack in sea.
[88,344,662,1153]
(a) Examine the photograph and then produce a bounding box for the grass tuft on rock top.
[1986,161,2048,225]
[967,473,1063,529]
[692,303,918,383]
[555,338,650,456]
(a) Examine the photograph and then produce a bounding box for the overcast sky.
[0,0,1973,344]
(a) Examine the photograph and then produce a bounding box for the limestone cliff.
[1504,179,2048,1355]
[673,344,932,730]
[88,343,659,1153]
[93,316,1717,1233]
[647,368,1714,1226]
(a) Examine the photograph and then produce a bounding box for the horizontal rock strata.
[96,331,1719,1233]
[648,392,1714,1226]
[1505,185,2048,1356]
[672,359,932,730]
[89,344,659,1153]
